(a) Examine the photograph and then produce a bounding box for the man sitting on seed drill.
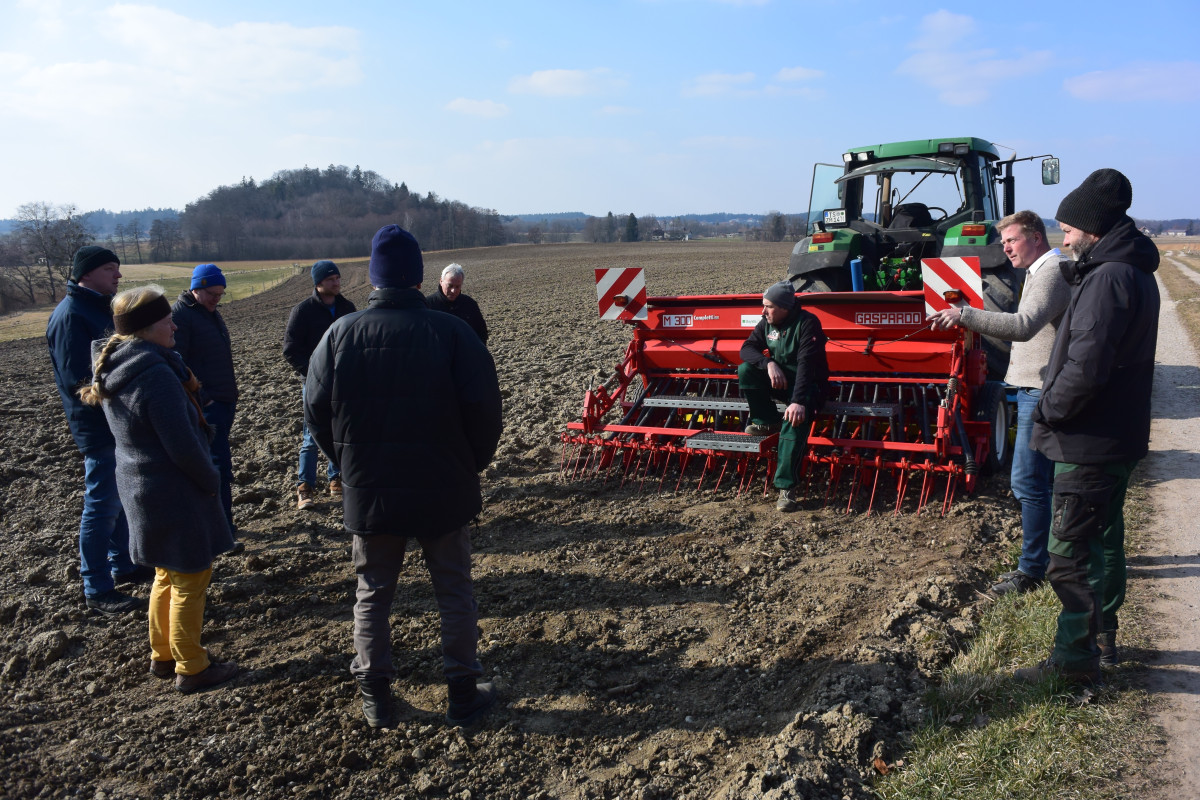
[738,281,829,512]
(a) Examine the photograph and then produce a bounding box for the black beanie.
[764,280,797,310]
[312,260,340,285]
[1055,168,1132,236]
[72,246,120,282]
[369,225,424,288]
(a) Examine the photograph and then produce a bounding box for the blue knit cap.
[191,263,226,290]
[369,225,424,288]
[312,260,340,285]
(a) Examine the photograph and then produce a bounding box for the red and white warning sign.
[922,257,983,316]
[595,267,648,321]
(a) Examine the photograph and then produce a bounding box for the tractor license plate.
[824,209,846,225]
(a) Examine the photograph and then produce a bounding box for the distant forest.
[1,163,1197,312]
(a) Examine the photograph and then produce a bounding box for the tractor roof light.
[843,153,853,164]
[937,142,971,156]
[961,223,986,237]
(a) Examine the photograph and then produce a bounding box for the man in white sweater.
[929,210,1070,595]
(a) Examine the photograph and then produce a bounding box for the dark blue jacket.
[304,288,503,538]
[172,290,238,404]
[46,282,116,454]
[1032,216,1160,463]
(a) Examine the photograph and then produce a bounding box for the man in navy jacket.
[47,246,146,615]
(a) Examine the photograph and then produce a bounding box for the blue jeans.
[80,446,134,598]
[202,400,236,533]
[297,386,339,487]
[1011,388,1054,579]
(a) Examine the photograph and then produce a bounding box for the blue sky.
[2,0,1198,221]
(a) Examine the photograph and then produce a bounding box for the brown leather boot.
[297,483,315,510]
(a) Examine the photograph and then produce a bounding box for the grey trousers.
[349,527,482,683]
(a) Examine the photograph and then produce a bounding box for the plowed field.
[0,240,1020,799]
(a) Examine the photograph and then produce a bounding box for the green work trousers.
[737,361,810,490]
[1047,460,1137,671]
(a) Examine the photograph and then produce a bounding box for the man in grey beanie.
[1014,169,1160,685]
[738,281,829,512]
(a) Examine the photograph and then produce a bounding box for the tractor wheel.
[794,268,848,293]
[973,381,1011,476]
[979,262,1023,381]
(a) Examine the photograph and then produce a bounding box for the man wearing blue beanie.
[172,264,243,554]
[283,260,356,509]
[305,225,503,729]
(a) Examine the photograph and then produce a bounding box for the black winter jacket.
[171,291,238,404]
[282,291,357,376]
[426,288,489,344]
[1031,216,1160,464]
[46,282,116,454]
[303,288,503,537]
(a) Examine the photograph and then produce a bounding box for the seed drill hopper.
[561,261,1007,514]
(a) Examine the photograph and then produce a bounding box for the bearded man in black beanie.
[1014,169,1160,686]
[304,225,503,729]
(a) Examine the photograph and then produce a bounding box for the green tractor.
[787,136,1060,379]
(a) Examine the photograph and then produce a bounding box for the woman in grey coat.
[79,285,238,694]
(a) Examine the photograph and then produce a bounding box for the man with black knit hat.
[283,260,356,509]
[47,245,149,615]
[1014,169,1160,686]
[172,264,243,554]
[305,225,503,729]
[738,280,829,512]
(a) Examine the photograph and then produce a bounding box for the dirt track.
[0,241,1026,799]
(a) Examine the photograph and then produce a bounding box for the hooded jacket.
[95,338,234,572]
[171,290,238,404]
[46,281,116,454]
[1031,216,1160,463]
[304,288,503,538]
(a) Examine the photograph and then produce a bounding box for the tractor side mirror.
[1042,158,1060,186]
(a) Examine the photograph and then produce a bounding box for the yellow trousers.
[148,566,212,676]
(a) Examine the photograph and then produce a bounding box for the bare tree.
[129,218,144,264]
[14,202,92,301]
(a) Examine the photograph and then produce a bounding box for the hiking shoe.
[357,677,395,728]
[989,570,1042,597]
[1013,658,1100,687]
[745,423,780,437]
[297,483,315,511]
[1098,631,1120,667]
[328,478,342,499]
[113,565,155,586]
[776,488,801,512]
[149,659,176,679]
[446,678,497,727]
[86,589,145,616]
[175,661,238,694]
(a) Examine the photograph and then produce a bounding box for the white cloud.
[682,71,755,97]
[1064,62,1200,103]
[775,66,823,82]
[508,68,626,96]
[895,11,1053,105]
[445,98,510,118]
[0,5,361,120]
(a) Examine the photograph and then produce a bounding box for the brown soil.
[0,241,1022,799]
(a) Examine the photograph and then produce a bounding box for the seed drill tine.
[941,473,958,517]
[674,451,692,493]
[656,451,673,494]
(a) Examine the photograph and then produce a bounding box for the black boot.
[446,677,497,727]
[1097,631,1119,667]
[358,677,395,728]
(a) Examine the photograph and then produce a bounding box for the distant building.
[1165,229,1188,237]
